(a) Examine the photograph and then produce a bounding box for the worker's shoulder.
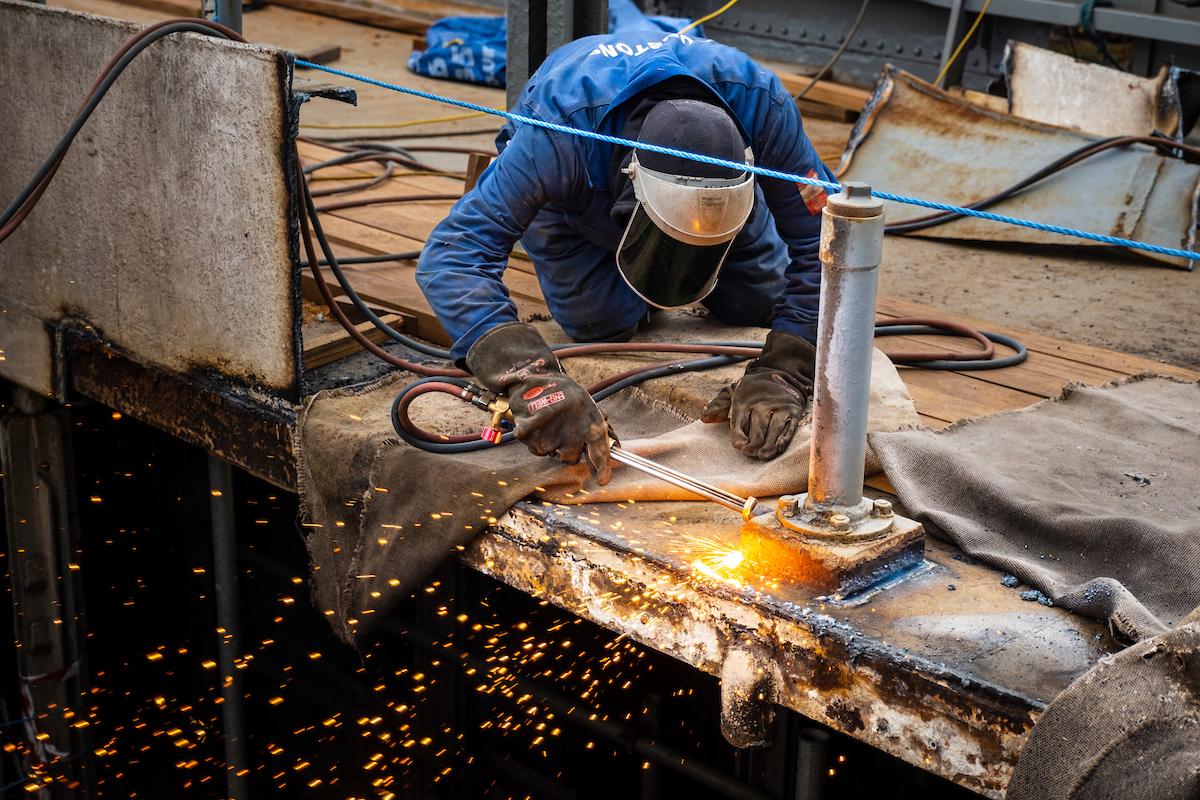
[542,29,768,78]
[524,32,786,119]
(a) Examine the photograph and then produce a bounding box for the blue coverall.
[415,30,838,365]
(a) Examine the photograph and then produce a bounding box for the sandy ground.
[879,236,1199,371]
[52,0,1200,372]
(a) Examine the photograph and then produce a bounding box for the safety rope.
[296,59,1198,264]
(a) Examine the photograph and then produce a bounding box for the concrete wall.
[0,0,300,401]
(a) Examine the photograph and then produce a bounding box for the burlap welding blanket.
[870,375,1200,643]
[297,316,919,646]
[1006,606,1200,800]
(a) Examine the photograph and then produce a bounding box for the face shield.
[616,148,755,308]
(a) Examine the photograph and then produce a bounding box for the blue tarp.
[406,0,698,88]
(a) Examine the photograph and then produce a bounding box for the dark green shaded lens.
[616,208,732,308]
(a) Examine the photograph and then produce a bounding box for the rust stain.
[825,697,866,733]
[1112,211,1128,237]
[67,332,297,488]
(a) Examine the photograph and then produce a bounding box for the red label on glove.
[772,373,802,400]
[527,391,565,413]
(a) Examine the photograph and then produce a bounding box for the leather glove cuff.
[466,322,561,392]
[746,329,816,395]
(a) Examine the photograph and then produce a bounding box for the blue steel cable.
[295,59,1199,264]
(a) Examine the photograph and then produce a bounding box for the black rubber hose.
[303,182,453,359]
[302,148,427,175]
[390,354,751,453]
[589,355,745,402]
[300,251,423,268]
[390,377,517,453]
[875,326,1027,369]
[886,134,1199,234]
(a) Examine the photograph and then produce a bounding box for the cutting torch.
[479,394,765,521]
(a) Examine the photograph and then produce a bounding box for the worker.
[415,29,836,486]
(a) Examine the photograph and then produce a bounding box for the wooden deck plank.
[307,265,451,346]
[773,70,872,112]
[357,262,547,308]
[877,297,1200,381]
[309,215,545,299]
[304,313,409,369]
[898,368,1043,423]
[325,199,459,244]
[877,333,1128,397]
[312,214,426,257]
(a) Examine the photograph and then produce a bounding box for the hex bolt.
[873,499,894,518]
[779,495,800,516]
[830,514,851,532]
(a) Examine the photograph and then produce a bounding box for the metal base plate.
[741,512,925,598]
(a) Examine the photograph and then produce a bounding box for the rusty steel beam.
[465,497,1123,797]
[67,333,297,489]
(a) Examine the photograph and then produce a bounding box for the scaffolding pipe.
[806,182,885,516]
[209,455,250,800]
[795,727,829,800]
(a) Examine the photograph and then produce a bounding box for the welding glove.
[466,322,614,485]
[701,329,816,460]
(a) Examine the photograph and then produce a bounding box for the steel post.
[936,0,966,88]
[805,182,885,522]
[747,182,918,593]
[209,455,250,800]
[215,0,241,34]
[794,728,829,800]
[1,388,89,798]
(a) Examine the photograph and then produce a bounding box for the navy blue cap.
[636,99,746,179]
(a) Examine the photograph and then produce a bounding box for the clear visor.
[627,149,755,246]
[616,202,734,308]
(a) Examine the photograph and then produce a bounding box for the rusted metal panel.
[464,497,1122,797]
[66,333,297,489]
[0,0,303,401]
[1004,41,1192,139]
[838,66,1200,269]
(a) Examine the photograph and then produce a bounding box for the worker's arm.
[417,127,613,480]
[752,81,837,345]
[415,123,582,366]
[703,80,832,458]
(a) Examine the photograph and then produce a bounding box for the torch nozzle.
[609,444,761,521]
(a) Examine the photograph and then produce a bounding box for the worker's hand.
[702,330,816,460]
[467,322,613,485]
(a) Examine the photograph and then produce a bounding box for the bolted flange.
[775,492,895,543]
